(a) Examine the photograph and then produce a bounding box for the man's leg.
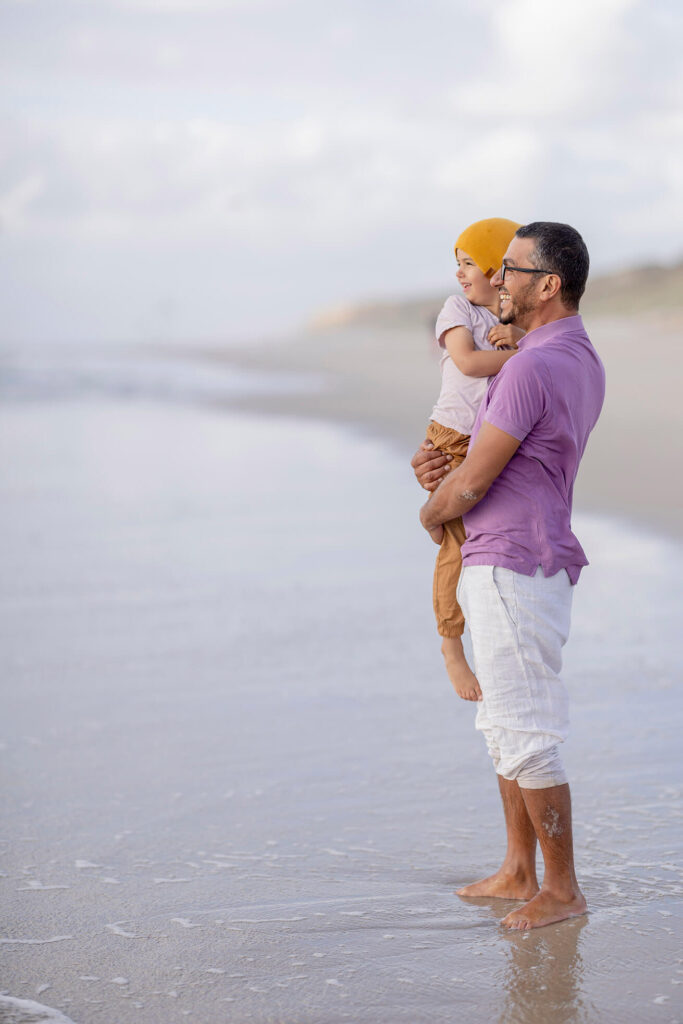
[457,775,539,899]
[502,783,586,929]
[457,566,583,921]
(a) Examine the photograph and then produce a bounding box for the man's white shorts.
[457,565,573,790]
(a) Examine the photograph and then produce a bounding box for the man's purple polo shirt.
[462,314,605,584]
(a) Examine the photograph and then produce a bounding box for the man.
[413,222,605,929]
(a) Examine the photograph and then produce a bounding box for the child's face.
[455,248,499,308]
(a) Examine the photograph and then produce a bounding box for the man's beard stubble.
[499,283,536,328]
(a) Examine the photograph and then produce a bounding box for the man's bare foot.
[457,869,539,900]
[441,636,482,701]
[501,888,587,930]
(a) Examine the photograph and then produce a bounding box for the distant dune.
[306,259,683,331]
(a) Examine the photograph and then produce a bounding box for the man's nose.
[490,267,503,287]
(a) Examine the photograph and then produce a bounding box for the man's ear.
[538,273,562,303]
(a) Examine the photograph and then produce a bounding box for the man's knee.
[498,745,568,789]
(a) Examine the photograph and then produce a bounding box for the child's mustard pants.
[426,420,471,639]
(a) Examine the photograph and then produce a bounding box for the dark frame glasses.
[501,264,555,282]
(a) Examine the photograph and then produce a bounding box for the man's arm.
[419,422,521,539]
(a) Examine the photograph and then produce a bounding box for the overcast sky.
[1,0,681,345]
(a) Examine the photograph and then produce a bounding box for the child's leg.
[434,515,482,702]
[425,422,480,701]
[441,636,481,702]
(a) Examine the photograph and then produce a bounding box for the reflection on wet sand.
[499,916,589,1024]
[451,894,591,1023]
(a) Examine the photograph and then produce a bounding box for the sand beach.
[0,299,682,1023]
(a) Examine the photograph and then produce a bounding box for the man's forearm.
[419,462,483,531]
[418,422,520,535]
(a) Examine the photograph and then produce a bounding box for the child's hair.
[455,218,521,278]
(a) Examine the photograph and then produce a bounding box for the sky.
[1,0,682,345]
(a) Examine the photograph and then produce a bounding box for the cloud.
[457,0,638,119]
[0,0,681,341]
[433,129,545,208]
[1,108,550,252]
[0,172,44,231]
[110,0,279,8]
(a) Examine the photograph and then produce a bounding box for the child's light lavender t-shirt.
[462,315,605,583]
[430,294,499,436]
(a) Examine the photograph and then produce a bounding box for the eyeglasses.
[500,264,555,282]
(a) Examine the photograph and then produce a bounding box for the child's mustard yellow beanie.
[455,218,521,278]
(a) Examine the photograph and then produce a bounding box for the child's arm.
[443,326,518,378]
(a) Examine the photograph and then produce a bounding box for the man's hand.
[419,422,521,533]
[411,440,453,492]
[488,323,525,350]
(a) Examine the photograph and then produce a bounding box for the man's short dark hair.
[515,222,589,309]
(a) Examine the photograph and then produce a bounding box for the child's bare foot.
[441,636,482,701]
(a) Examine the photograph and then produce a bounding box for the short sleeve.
[483,351,550,442]
[435,294,473,346]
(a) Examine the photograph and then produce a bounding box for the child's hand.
[488,324,525,350]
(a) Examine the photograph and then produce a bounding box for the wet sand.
[1,348,682,1023]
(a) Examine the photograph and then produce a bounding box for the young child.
[425,217,523,702]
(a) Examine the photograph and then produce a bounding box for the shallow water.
[0,345,682,1023]
[0,341,325,406]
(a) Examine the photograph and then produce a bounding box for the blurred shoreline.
[4,269,682,542]
[191,299,683,541]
